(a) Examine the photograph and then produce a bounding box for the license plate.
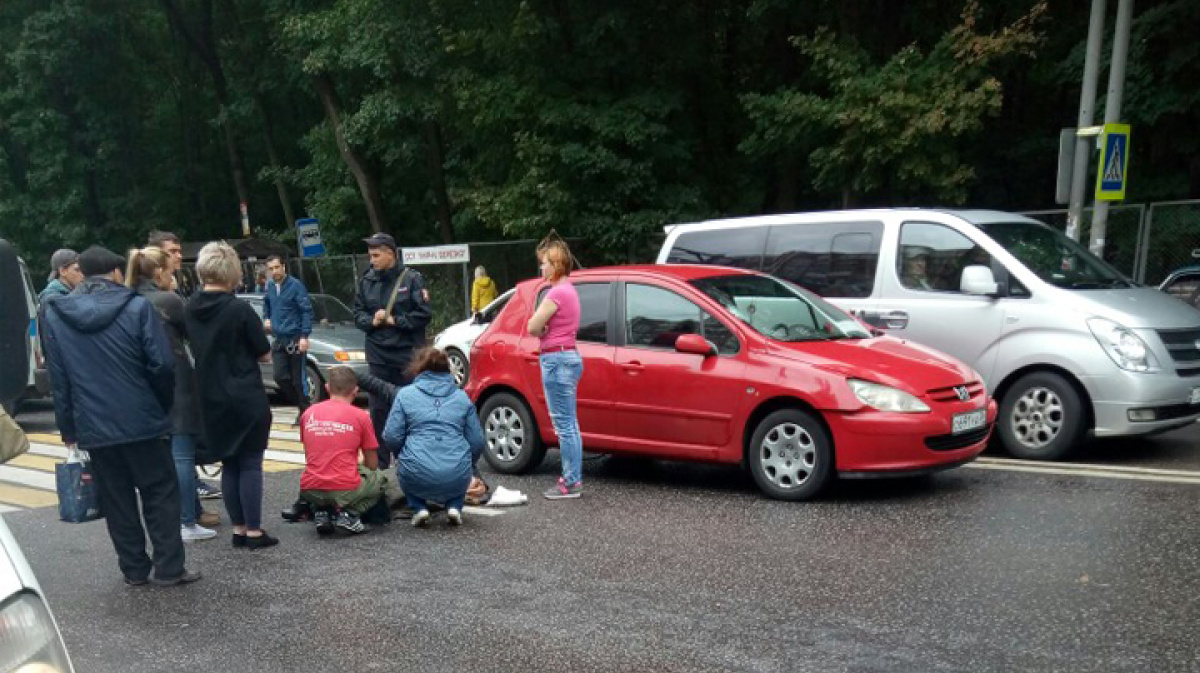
[952,409,987,435]
[1191,388,1200,405]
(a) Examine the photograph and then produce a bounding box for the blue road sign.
[1095,123,1130,201]
[296,218,326,258]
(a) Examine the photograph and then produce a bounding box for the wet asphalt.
[5,404,1200,673]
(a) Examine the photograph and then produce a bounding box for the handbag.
[465,475,490,506]
[56,448,102,523]
[0,405,29,465]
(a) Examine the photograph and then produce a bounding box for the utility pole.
[1065,0,1107,242]
[1089,0,1135,258]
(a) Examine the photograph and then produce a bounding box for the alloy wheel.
[485,405,526,462]
[1011,386,1064,450]
[758,422,816,489]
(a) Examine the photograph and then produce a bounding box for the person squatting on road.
[353,233,432,470]
[297,366,394,535]
[186,242,278,550]
[262,254,315,419]
[527,239,584,500]
[127,246,218,542]
[383,347,485,528]
[41,245,200,586]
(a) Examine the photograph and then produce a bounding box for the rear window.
[666,226,768,270]
[763,221,883,298]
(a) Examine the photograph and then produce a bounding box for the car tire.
[480,392,546,474]
[305,363,327,406]
[446,347,470,388]
[997,371,1085,461]
[747,408,833,501]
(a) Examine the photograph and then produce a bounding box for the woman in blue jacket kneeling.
[383,347,485,527]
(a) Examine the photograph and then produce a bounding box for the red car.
[465,265,997,500]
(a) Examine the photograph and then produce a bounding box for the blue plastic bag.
[56,450,102,523]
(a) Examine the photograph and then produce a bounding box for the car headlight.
[847,379,930,413]
[0,592,74,673]
[1087,318,1160,372]
[333,350,366,362]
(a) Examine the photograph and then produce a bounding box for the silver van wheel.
[758,423,816,488]
[1011,387,1063,449]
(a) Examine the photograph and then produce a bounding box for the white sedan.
[433,289,514,387]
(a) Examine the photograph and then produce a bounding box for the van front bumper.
[1083,371,1200,437]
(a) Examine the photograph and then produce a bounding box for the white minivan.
[658,209,1200,460]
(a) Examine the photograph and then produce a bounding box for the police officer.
[353,234,431,468]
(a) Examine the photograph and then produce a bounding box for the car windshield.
[690,274,871,342]
[975,220,1135,290]
[312,295,354,324]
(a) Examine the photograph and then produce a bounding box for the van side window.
[763,221,882,298]
[666,227,768,270]
[898,222,994,293]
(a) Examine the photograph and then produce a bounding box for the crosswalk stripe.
[0,465,57,491]
[0,483,59,509]
[3,454,62,472]
[0,504,21,514]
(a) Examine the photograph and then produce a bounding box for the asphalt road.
[5,401,1200,672]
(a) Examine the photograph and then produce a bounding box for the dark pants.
[273,338,310,413]
[89,438,186,582]
[368,361,412,469]
[222,448,266,530]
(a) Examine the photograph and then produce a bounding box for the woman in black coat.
[185,242,277,550]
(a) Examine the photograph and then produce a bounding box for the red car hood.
[765,337,980,394]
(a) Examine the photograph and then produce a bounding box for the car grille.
[924,425,992,451]
[927,381,986,403]
[1157,328,1200,364]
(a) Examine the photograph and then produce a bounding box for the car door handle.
[523,354,539,363]
[880,310,909,330]
[620,361,644,373]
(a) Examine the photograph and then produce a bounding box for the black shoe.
[282,499,313,523]
[151,569,202,586]
[124,576,149,586]
[245,531,279,550]
[232,533,247,548]
[335,511,366,534]
[314,510,334,535]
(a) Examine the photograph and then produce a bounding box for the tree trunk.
[160,0,253,235]
[424,120,455,244]
[313,74,388,234]
[258,98,296,228]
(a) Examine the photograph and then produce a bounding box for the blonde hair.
[475,265,488,279]
[125,247,172,289]
[196,241,242,289]
[538,240,573,282]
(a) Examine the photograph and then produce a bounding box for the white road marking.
[0,465,58,490]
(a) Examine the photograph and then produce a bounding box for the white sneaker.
[181,524,217,542]
[447,508,463,526]
[411,509,431,528]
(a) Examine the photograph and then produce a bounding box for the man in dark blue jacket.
[42,246,199,587]
[262,254,314,418]
[353,234,432,468]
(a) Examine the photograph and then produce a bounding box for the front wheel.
[479,392,546,474]
[747,408,833,501]
[996,371,1086,460]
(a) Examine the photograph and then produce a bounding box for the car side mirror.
[961,265,999,296]
[471,312,484,325]
[675,334,716,357]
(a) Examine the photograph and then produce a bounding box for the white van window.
[974,220,1135,290]
[763,221,882,298]
[898,222,994,293]
[666,226,768,270]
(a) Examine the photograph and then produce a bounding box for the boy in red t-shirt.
[296,367,388,534]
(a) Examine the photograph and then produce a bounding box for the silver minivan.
[657,209,1200,460]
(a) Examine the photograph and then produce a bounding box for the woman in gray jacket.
[127,247,217,541]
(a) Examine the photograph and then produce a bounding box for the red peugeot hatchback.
[465,265,997,500]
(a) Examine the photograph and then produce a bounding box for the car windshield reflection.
[691,275,870,342]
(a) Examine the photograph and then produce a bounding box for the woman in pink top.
[526,240,584,499]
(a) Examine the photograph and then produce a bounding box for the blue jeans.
[405,494,465,512]
[540,350,584,485]
[170,434,204,526]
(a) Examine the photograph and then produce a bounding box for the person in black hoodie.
[353,233,432,469]
[41,245,199,586]
[186,242,278,550]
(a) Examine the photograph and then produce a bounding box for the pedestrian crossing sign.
[1095,123,1130,201]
